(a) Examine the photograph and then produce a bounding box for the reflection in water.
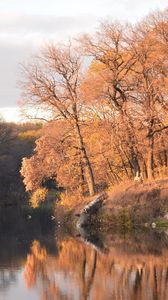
[0,207,57,300]
[24,240,47,289]
[0,209,168,300]
[22,230,168,300]
[0,270,16,293]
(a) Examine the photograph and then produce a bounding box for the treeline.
[20,9,168,200]
[0,121,41,205]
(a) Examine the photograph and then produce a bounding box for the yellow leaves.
[21,156,44,191]
[29,187,48,208]
[57,192,85,212]
[19,130,40,141]
[80,60,108,104]
[88,59,106,73]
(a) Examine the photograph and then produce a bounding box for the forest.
[0,121,40,205]
[2,9,168,210]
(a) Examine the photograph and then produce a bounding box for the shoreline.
[67,179,168,231]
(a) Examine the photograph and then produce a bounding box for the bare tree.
[20,43,95,195]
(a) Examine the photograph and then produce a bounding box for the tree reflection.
[24,240,47,288]
[23,231,168,300]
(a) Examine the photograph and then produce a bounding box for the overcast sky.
[0,0,167,122]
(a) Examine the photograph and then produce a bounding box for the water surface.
[0,208,168,300]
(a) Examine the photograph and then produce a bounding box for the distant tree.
[0,121,40,204]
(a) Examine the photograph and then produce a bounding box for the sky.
[0,0,167,122]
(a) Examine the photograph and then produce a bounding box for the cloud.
[0,39,37,108]
[0,13,99,109]
[0,0,167,116]
[0,107,21,123]
[0,13,98,36]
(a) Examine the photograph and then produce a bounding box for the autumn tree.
[20,43,95,195]
[80,10,168,180]
[20,8,168,202]
[21,120,87,195]
[80,22,142,177]
[128,10,168,179]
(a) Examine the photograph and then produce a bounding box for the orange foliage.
[20,9,168,203]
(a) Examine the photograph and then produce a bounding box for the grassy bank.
[56,179,168,230]
[96,179,168,229]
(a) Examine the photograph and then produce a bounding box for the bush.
[30,188,48,208]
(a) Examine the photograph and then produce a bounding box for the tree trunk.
[79,155,85,194]
[143,160,148,179]
[163,149,168,167]
[146,136,154,180]
[122,109,141,177]
[74,118,95,196]
[77,193,107,228]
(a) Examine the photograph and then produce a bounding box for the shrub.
[30,187,48,208]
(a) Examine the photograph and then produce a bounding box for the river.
[0,208,168,300]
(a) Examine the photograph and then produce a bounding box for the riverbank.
[60,179,168,230]
[102,178,168,229]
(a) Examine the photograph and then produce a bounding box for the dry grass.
[104,178,168,224]
[55,178,168,227]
